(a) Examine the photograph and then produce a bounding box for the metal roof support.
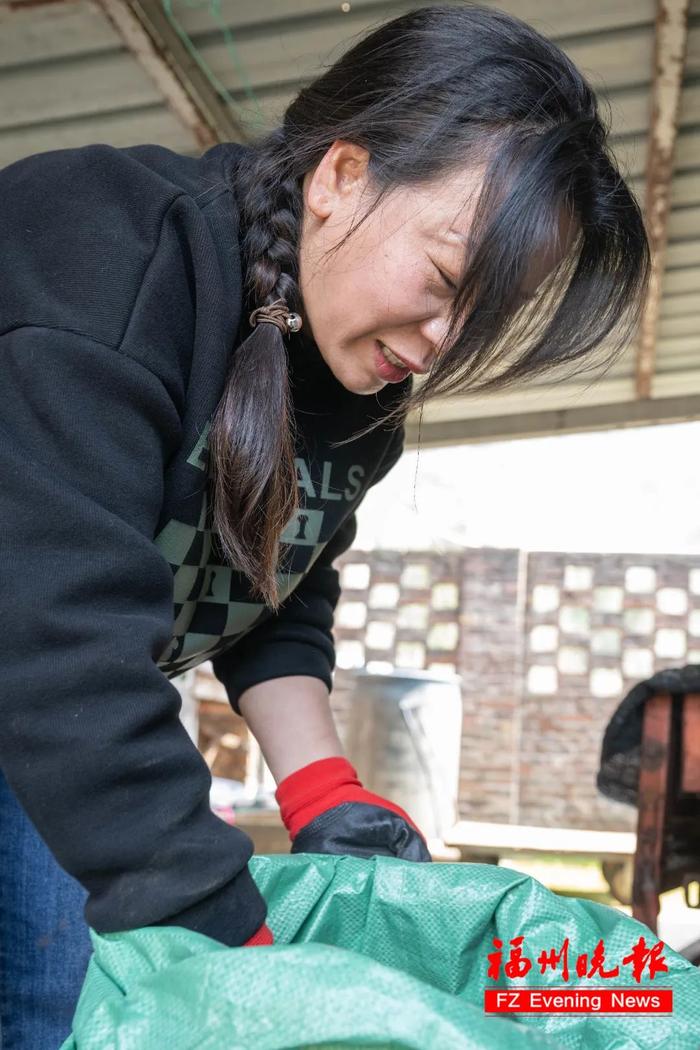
[94,0,248,150]
[635,0,690,399]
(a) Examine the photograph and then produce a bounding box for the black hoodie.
[0,140,410,947]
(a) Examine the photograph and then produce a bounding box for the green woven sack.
[60,855,700,1049]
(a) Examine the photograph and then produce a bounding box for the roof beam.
[94,0,249,150]
[635,0,690,399]
[405,393,700,448]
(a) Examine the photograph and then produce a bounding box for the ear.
[304,140,370,221]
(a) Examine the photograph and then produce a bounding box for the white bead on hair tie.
[249,298,303,335]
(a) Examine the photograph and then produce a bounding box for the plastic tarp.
[61,854,700,1049]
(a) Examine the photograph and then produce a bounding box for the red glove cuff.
[275,756,425,842]
[244,921,274,946]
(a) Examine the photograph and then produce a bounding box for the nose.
[419,313,451,364]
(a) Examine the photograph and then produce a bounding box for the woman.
[0,4,649,1046]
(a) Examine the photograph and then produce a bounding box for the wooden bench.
[443,820,636,901]
[444,821,636,860]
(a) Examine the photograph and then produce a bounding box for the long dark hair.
[209,2,651,610]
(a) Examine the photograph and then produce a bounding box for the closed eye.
[434,266,458,293]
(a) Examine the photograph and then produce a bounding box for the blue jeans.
[0,766,92,1050]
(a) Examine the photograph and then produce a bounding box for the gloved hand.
[244,921,274,946]
[275,756,432,862]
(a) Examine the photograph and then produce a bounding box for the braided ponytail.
[209,128,303,611]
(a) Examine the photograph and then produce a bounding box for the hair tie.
[249,297,302,335]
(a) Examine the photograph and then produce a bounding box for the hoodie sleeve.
[212,424,406,714]
[0,325,266,947]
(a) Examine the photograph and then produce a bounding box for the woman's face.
[297,140,577,395]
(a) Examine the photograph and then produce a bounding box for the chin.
[344,375,385,396]
[330,359,385,396]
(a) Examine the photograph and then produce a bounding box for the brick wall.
[194,546,700,832]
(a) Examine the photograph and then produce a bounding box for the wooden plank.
[445,819,636,858]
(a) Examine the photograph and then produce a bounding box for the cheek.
[357,257,426,320]
[317,237,428,338]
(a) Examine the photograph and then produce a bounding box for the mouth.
[374,340,425,382]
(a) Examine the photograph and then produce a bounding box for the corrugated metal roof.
[1,0,698,444]
[0,2,193,156]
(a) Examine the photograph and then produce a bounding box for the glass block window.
[591,628,621,657]
[655,629,686,660]
[532,585,560,613]
[559,606,591,636]
[689,569,700,596]
[622,648,654,679]
[336,640,365,669]
[557,647,588,674]
[527,665,558,695]
[427,622,459,650]
[564,565,593,591]
[625,566,656,594]
[593,587,624,614]
[431,582,459,610]
[395,641,426,669]
[397,603,430,630]
[336,601,367,629]
[689,610,700,637]
[365,621,396,650]
[368,583,400,609]
[590,668,623,698]
[624,608,655,635]
[400,563,431,589]
[529,625,558,653]
[428,662,457,675]
[341,562,370,589]
[656,588,688,616]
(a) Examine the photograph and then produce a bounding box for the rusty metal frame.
[631,692,673,932]
[93,0,249,150]
[635,0,690,399]
[681,693,700,793]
